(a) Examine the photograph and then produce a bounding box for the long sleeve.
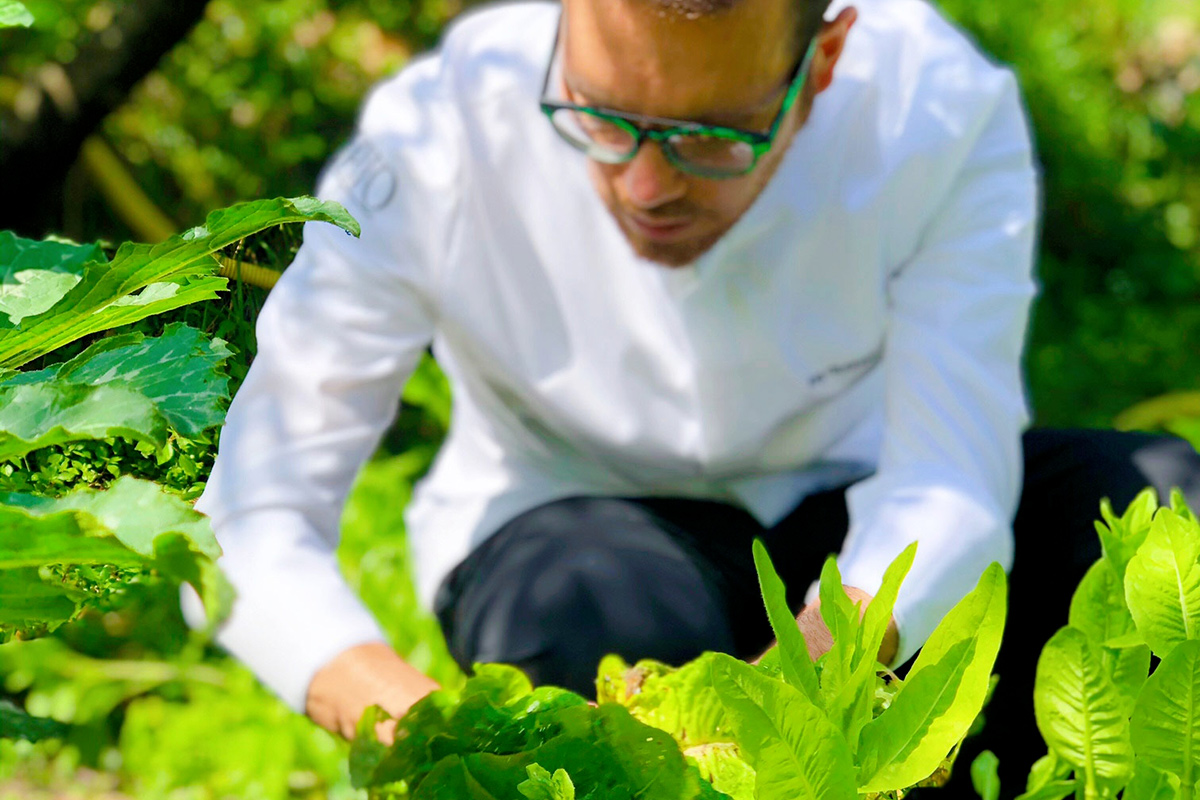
[832,71,1040,667]
[181,52,460,712]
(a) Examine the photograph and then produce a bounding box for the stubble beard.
[591,104,807,269]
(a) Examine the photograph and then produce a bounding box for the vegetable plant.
[1018,488,1200,800]
[353,540,1008,799]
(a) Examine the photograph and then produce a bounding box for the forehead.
[560,0,797,121]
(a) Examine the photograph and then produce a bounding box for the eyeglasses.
[538,20,817,180]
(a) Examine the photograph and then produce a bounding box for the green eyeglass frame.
[538,20,818,179]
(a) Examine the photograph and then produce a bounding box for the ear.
[811,6,858,94]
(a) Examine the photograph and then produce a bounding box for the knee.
[459,542,734,694]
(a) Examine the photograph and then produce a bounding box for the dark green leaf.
[0,699,69,741]
[2,323,232,436]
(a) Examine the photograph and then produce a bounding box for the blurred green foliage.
[938,0,1200,425]
[1,0,1199,796]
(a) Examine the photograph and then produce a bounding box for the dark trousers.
[434,428,1200,798]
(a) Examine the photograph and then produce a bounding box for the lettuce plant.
[355,542,1007,799]
[1021,489,1200,800]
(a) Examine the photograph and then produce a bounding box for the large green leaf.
[0,0,33,27]
[2,323,232,436]
[753,538,820,703]
[709,653,856,800]
[1069,558,1150,716]
[1130,639,1200,793]
[0,233,102,324]
[0,197,359,369]
[856,563,1006,792]
[1124,507,1200,659]
[0,699,69,742]
[1033,627,1134,793]
[1096,490,1158,581]
[0,477,227,640]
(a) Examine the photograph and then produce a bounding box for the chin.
[621,219,725,269]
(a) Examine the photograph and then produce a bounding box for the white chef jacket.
[182,0,1040,714]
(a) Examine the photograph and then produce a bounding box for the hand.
[305,641,440,744]
[756,585,899,666]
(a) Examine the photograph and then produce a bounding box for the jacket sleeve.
[833,70,1040,667]
[180,52,460,713]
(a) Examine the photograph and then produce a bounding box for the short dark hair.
[639,0,831,57]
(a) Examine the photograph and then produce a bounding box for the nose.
[622,139,688,210]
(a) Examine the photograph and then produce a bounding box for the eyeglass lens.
[549,108,757,175]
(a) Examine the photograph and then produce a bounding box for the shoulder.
[367,1,557,114]
[832,0,1024,146]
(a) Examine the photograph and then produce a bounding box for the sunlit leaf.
[857,563,1006,792]
[1033,627,1133,788]
[753,538,819,703]
[0,0,34,27]
[1125,507,1200,659]
[0,197,358,369]
[710,653,856,800]
[1130,640,1200,791]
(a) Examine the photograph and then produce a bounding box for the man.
[183,0,1200,793]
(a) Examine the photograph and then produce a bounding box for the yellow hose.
[81,135,281,291]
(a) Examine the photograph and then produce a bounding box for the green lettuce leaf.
[709,653,856,800]
[856,562,1006,793]
[1130,639,1200,793]
[0,197,358,369]
[1069,558,1150,716]
[814,556,877,755]
[752,538,819,703]
[684,743,754,800]
[354,663,698,799]
[594,653,730,750]
[1096,490,1158,581]
[1125,506,1200,659]
[518,764,575,800]
[1033,627,1133,791]
[859,542,917,676]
